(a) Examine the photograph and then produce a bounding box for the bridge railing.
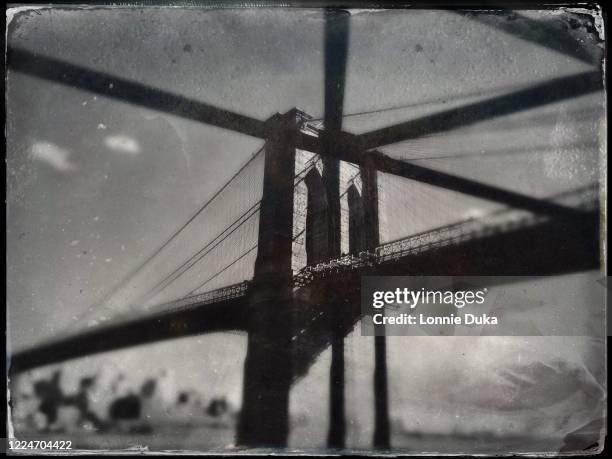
[376,211,542,260]
[153,281,250,313]
[293,187,599,289]
[117,281,252,322]
[293,213,539,288]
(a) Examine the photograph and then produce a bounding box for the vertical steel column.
[361,163,390,449]
[237,110,298,447]
[323,9,350,449]
[323,156,345,449]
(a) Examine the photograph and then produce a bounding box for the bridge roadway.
[9,207,600,375]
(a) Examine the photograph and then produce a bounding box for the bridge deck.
[10,284,251,373]
[9,198,600,374]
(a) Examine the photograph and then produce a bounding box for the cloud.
[104,135,141,155]
[462,207,487,220]
[31,141,77,172]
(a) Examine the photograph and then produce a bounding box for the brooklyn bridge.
[7,8,603,450]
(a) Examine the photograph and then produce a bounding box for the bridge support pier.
[237,111,298,447]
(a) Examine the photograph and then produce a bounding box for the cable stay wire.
[140,158,325,307]
[176,159,331,300]
[186,243,259,297]
[117,143,331,314]
[308,81,535,122]
[138,201,262,306]
[69,145,265,327]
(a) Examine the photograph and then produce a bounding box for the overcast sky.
[6,6,606,447]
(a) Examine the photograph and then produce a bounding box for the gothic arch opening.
[347,183,366,254]
[304,168,329,265]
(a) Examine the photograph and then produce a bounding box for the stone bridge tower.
[238,108,389,448]
[291,110,384,272]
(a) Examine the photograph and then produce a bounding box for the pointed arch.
[304,168,329,265]
[347,183,366,254]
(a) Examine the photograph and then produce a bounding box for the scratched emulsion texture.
[5,6,606,454]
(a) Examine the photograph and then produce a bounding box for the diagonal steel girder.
[456,10,599,66]
[7,47,270,139]
[297,70,601,220]
[299,135,592,220]
[8,47,600,219]
[352,71,602,150]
